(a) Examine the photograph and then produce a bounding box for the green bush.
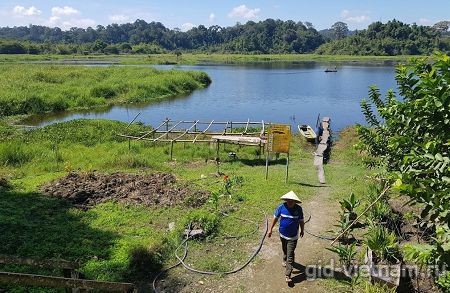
[437,271,450,290]
[365,224,399,263]
[358,53,450,289]
[181,210,221,237]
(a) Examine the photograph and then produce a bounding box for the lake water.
[26,62,397,131]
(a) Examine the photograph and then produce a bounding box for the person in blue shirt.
[268,191,304,283]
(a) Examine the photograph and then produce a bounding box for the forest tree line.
[0,18,449,55]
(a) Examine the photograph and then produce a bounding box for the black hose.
[174,215,268,275]
[153,209,336,293]
[152,213,268,292]
[303,212,336,241]
[152,235,189,293]
[304,229,336,241]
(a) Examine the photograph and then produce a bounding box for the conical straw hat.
[280,191,301,203]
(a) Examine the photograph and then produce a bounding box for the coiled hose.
[152,214,268,292]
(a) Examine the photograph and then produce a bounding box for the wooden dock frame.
[119,118,271,161]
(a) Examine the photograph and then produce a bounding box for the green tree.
[433,21,450,33]
[0,41,26,54]
[357,53,450,290]
[331,21,349,40]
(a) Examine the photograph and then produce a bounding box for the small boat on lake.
[325,67,337,72]
[298,124,317,142]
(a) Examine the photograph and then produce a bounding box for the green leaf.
[434,99,443,107]
[425,153,435,160]
[441,241,450,252]
[393,179,403,189]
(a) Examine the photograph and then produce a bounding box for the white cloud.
[46,16,95,30]
[209,13,215,22]
[51,6,79,16]
[48,16,61,26]
[62,18,96,29]
[13,5,41,16]
[341,10,350,18]
[109,14,130,23]
[181,22,195,31]
[228,5,260,19]
[340,9,371,24]
[45,5,95,30]
[418,18,432,26]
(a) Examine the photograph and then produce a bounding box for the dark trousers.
[280,237,297,276]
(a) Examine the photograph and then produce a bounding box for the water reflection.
[23,62,397,131]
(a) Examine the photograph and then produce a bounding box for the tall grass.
[0,53,414,65]
[0,64,211,116]
[0,142,33,166]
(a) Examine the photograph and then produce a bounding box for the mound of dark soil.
[41,172,209,208]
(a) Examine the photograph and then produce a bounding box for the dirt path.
[170,186,342,293]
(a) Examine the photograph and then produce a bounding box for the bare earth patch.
[40,172,210,208]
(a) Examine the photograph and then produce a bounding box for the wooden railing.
[0,255,136,292]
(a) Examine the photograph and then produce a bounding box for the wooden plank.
[170,120,270,125]
[242,118,250,135]
[172,120,199,141]
[260,120,266,137]
[0,255,78,270]
[0,272,135,292]
[211,135,266,145]
[153,120,183,142]
[193,120,214,143]
[222,121,229,134]
[124,113,141,129]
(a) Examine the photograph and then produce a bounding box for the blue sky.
[0,1,449,31]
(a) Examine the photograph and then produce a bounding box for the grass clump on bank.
[0,53,415,66]
[0,64,211,117]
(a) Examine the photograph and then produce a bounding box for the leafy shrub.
[326,243,357,268]
[181,210,220,237]
[20,95,47,114]
[437,271,450,291]
[339,192,360,220]
[366,187,392,223]
[357,53,450,289]
[365,224,399,263]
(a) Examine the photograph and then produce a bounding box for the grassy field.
[134,53,415,65]
[0,53,417,66]
[0,118,375,291]
[0,64,211,117]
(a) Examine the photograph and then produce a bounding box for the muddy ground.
[41,172,210,208]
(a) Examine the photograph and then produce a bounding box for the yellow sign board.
[267,124,291,153]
